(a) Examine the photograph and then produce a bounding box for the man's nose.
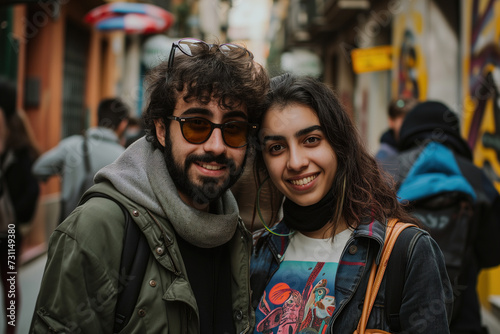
[202,128,226,155]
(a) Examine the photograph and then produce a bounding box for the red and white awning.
[84,2,175,34]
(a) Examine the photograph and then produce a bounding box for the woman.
[250,74,452,333]
[0,77,40,334]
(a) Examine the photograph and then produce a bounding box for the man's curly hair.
[142,41,270,150]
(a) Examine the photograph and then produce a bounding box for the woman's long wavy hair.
[254,74,419,234]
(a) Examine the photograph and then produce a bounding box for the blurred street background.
[1,0,500,332]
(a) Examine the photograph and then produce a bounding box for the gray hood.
[94,137,240,248]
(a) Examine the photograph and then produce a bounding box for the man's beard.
[163,136,246,206]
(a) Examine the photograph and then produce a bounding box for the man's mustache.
[186,153,231,165]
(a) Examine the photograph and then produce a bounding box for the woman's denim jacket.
[250,218,453,333]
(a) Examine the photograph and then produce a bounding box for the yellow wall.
[479,267,500,310]
[461,0,500,309]
[392,0,500,309]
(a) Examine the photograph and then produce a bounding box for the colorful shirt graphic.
[254,230,351,334]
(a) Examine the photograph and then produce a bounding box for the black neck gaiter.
[283,190,335,232]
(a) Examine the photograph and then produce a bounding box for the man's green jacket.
[30,182,254,333]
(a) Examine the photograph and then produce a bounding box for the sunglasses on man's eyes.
[167,116,258,148]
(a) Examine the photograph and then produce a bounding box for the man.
[33,98,129,221]
[382,101,500,334]
[375,97,417,163]
[30,38,269,333]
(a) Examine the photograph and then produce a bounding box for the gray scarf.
[94,137,239,248]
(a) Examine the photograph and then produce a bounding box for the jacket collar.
[352,218,387,264]
[263,217,388,264]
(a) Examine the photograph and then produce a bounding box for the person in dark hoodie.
[381,101,500,334]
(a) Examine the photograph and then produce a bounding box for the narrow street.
[1,1,500,333]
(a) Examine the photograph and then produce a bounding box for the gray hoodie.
[94,137,240,248]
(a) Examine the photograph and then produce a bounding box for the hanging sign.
[351,45,393,73]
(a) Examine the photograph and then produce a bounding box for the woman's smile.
[287,172,319,189]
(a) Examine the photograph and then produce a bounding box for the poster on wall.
[462,0,500,190]
[391,0,428,100]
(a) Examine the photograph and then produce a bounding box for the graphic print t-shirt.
[254,229,352,334]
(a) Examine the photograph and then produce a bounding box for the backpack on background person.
[395,142,477,321]
[381,101,500,334]
[63,132,95,218]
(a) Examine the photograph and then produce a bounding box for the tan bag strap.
[354,219,418,334]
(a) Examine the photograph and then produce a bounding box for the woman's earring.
[257,176,294,237]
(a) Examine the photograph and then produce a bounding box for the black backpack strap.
[386,227,423,332]
[80,192,150,334]
[114,212,150,333]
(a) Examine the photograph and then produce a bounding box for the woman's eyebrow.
[295,125,322,137]
[262,125,322,144]
[262,135,285,144]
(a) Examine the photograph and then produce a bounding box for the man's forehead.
[175,92,248,118]
[177,106,248,121]
[180,91,242,106]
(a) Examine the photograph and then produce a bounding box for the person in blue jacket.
[382,101,500,334]
[250,74,453,333]
[32,98,130,222]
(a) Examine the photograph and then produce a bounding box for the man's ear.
[154,119,166,147]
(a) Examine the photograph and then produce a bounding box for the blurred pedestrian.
[30,38,269,333]
[375,97,417,163]
[381,101,500,334]
[32,98,129,222]
[0,77,40,334]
